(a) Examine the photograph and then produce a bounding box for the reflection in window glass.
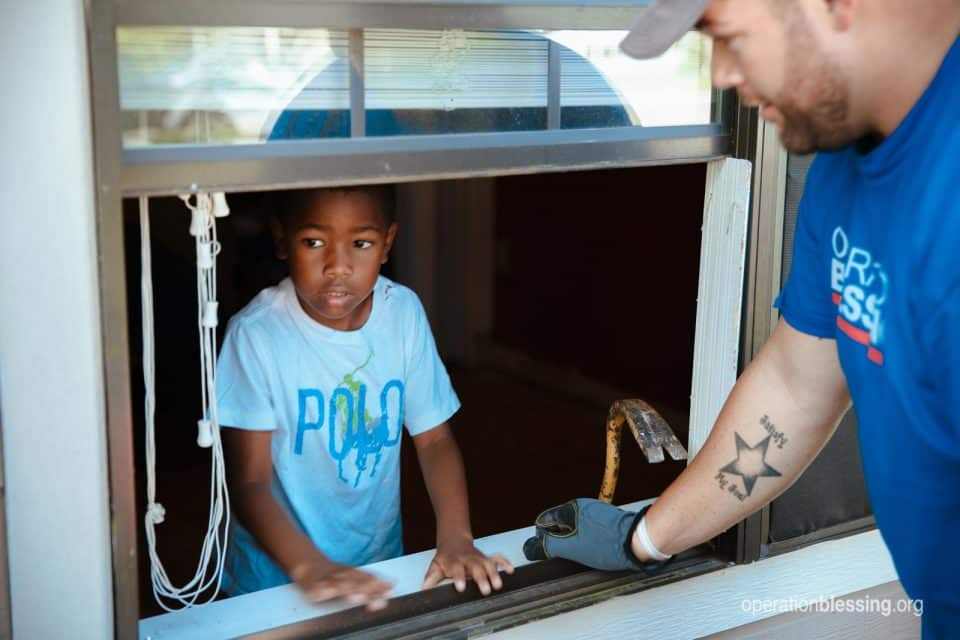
[116,26,713,147]
[117,27,350,146]
[362,29,549,136]
[553,30,712,128]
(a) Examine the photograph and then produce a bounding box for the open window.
[84,2,874,638]
[127,160,744,637]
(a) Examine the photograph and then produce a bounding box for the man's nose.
[324,246,352,277]
[710,41,744,90]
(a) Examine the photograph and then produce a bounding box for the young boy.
[216,185,512,610]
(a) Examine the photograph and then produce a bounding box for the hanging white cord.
[141,193,231,611]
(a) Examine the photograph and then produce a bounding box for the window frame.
[730,119,877,562]
[131,155,751,638]
[121,126,727,196]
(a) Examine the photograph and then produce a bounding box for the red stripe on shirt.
[837,316,870,345]
[836,316,884,366]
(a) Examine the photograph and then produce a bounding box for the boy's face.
[274,191,397,331]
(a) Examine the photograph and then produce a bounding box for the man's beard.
[772,14,859,154]
[775,68,855,154]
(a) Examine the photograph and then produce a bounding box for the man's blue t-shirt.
[216,276,460,595]
[777,37,960,638]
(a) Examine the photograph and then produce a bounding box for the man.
[523,1,960,637]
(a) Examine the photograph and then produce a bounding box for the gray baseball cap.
[620,0,712,59]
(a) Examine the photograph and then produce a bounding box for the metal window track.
[120,125,729,196]
[243,548,727,640]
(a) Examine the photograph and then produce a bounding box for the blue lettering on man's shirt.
[294,381,405,487]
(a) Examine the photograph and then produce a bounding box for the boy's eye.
[354,240,374,249]
[303,238,325,249]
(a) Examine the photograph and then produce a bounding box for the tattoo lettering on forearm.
[714,431,783,500]
[760,414,788,449]
[714,471,748,501]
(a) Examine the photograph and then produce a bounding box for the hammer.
[599,399,688,503]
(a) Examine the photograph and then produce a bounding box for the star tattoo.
[719,434,782,496]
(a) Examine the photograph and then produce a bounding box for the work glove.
[523,499,656,571]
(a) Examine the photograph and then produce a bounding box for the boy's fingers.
[422,561,444,589]
[307,586,337,602]
[347,584,390,603]
[366,596,389,612]
[362,575,393,598]
[310,574,354,601]
[301,569,392,606]
[344,584,391,606]
[451,564,467,592]
[310,577,354,603]
[469,563,491,596]
[490,553,515,574]
[345,592,370,604]
[483,559,504,591]
[342,572,391,597]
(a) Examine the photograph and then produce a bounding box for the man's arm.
[222,429,393,609]
[414,424,514,594]
[524,318,850,568]
[637,317,851,559]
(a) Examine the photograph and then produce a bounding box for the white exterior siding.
[0,1,114,638]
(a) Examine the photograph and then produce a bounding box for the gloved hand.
[523,499,656,571]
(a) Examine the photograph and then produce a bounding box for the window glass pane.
[363,29,548,135]
[116,26,714,147]
[554,30,713,128]
[117,27,350,146]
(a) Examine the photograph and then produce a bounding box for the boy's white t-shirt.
[216,275,460,594]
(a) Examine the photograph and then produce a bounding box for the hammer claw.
[599,399,689,503]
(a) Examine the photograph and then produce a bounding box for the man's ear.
[270,216,288,260]
[825,0,856,31]
[382,222,398,264]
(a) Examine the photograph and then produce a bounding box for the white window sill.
[139,499,896,640]
[139,500,651,639]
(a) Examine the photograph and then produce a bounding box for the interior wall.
[393,178,495,364]
[492,164,707,414]
[399,166,705,551]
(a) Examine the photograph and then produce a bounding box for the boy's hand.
[290,560,394,611]
[422,536,515,596]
